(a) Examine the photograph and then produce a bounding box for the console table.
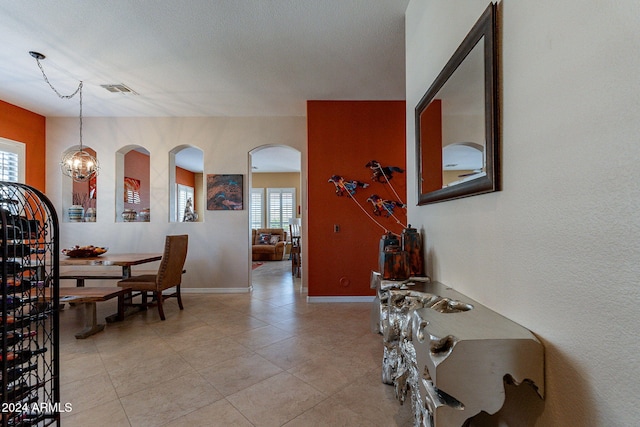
[370,272,545,426]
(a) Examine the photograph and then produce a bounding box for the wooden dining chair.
[117,234,188,320]
[289,223,301,278]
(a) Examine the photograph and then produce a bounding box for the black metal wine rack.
[1,183,59,427]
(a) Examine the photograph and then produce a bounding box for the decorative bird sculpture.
[328,175,369,196]
[366,194,406,217]
[365,160,405,182]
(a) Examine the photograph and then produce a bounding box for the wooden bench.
[60,287,132,339]
[59,269,186,324]
[37,287,132,339]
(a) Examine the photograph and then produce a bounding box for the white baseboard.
[306,296,375,303]
[181,286,253,294]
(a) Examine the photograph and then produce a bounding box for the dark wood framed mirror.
[416,3,499,205]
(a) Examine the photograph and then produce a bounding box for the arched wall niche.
[169,145,204,223]
[115,145,150,222]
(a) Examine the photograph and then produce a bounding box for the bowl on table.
[62,246,108,258]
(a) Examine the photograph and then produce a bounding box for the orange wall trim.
[0,100,46,191]
[307,100,406,297]
[176,166,196,188]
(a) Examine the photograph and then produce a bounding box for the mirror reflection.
[416,3,499,205]
[420,37,485,193]
[439,37,485,187]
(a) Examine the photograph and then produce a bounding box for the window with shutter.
[250,188,264,229]
[176,184,194,222]
[266,188,295,230]
[0,139,25,183]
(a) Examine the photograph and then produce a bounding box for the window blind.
[266,188,295,230]
[250,188,264,229]
[177,184,194,222]
[0,150,19,182]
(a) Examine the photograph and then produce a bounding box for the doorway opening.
[248,145,302,287]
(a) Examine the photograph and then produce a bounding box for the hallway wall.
[405,0,640,425]
[46,116,306,291]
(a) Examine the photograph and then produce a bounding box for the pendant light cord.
[34,57,82,100]
[33,56,84,149]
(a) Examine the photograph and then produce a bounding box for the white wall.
[46,116,306,291]
[406,0,640,425]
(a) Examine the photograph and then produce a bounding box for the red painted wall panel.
[176,166,197,211]
[307,101,406,297]
[176,166,195,188]
[0,100,46,191]
[420,99,443,193]
[124,150,150,210]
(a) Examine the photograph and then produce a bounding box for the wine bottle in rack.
[3,330,37,346]
[0,296,39,310]
[1,313,47,330]
[0,348,47,368]
[7,412,46,427]
[0,380,46,401]
[2,394,40,427]
[1,277,33,293]
[4,243,32,258]
[19,278,45,292]
[0,261,22,275]
[0,363,37,383]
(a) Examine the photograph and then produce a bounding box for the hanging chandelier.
[29,51,99,182]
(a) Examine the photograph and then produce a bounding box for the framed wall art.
[206,174,243,210]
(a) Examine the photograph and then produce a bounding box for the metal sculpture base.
[371,272,544,427]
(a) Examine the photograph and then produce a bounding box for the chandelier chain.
[31,51,97,182]
[34,58,81,99]
[34,57,84,149]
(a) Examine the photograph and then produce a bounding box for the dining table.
[59,252,163,324]
[59,252,163,279]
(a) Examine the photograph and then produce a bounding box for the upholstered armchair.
[252,228,286,261]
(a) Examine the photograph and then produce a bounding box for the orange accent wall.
[0,100,46,191]
[176,167,195,188]
[176,166,196,210]
[307,100,406,297]
[124,150,150,209]
[420,99,443,193]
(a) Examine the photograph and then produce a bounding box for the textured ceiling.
[0,0,409,118]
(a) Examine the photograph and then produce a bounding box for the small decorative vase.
[122,209,137,222]
[380,245,410,281]
[139,208,150,222]
[402,224,424,276]
[85,208,97,222]
[68,205,84,222]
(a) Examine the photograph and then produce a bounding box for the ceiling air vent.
[100,84,138,95]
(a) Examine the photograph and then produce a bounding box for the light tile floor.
[59,261,413,426]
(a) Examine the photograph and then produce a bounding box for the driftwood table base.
[58,287,132,339]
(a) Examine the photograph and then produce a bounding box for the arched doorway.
[248,145,302,287]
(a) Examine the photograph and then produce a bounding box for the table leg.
[106,290,138,323]
[117,292,126,321]
[75,302,105,339]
